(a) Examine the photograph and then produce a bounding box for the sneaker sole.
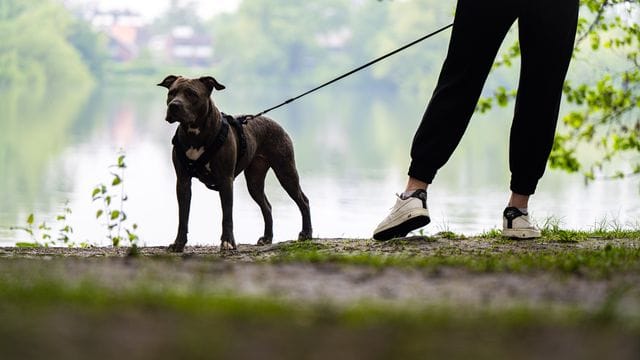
[373,215,431,241]
[502,228,541,239]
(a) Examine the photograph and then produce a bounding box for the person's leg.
[502,0,579,239]
[405,177,428,193]
[508,0,580,195]
[508,192,530,209]
[375,0,519,240]
[408,0,519,185]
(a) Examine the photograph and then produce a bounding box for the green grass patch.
[479,224,640,242]
[271,243,640,277]
[0,275,634,330]
[1,276,637,360]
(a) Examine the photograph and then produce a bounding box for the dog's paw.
[220,241,236,251]
[298,231,312,241]
[257,236,273,246]
[168,242,186,253]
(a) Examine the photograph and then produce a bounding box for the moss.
[0,275,636,330]
[270,244,640,277]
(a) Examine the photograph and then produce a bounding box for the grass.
[270,241,640,278]
[1,230,639,359]
[267,225,640,278]
[0,267,637,360]
[477,220,640,242]
[0,276,631,328]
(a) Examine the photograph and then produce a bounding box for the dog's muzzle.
[166,101,185,123]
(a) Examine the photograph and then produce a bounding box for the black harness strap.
[172,113,248,190]
[172,119,229,188]
[222,113,247,160]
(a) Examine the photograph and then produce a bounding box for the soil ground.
[1,236,639,359]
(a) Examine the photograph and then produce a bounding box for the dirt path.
[1,237,639,360]
[2,237,639,314]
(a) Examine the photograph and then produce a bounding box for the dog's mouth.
[165,110,195,125]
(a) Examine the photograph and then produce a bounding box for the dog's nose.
[168,100,182,112]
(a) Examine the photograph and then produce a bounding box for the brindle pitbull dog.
[158,75,312,251]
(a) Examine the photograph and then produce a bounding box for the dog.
[158,75,312,251]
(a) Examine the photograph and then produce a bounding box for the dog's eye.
[185,89,198,99]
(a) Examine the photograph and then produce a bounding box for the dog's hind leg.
[271,159,312,241]
[244,157,273,245]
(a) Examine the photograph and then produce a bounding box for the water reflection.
[1,84,639,246]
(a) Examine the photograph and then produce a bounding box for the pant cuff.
[510,176,538,196]
[408,161,437,184]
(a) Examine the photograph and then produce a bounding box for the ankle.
[405,177,428,193]
[508,192,530,209]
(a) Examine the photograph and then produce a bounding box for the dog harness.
[172,113,247,191]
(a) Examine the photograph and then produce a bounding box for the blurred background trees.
[0,0,638,179]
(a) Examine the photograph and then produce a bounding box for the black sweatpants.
[408,0,579,195]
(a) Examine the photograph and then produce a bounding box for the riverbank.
[1,235,639,359]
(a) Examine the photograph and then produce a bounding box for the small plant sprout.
[12,204,75,248]
[92,152,139,253]
[56,202,74,246]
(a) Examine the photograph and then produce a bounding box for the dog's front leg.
[169,176,192,253]
[218,177,236,250]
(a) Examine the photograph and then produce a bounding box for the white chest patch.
[187,127,201,135]
[186,147,205,160]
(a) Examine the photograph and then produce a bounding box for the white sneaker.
[502,207,541,239]
[373,190,430,241]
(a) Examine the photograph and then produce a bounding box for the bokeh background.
[1,0,638,246]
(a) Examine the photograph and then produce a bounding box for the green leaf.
[27,214,34,225]
[110,210,120,220]
[96,209,104,219]
[117,155,126,168]
[112,175,122,186]
[92,187,101,198]
[16,242,40,248]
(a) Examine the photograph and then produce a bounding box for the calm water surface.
[1,85,638,246]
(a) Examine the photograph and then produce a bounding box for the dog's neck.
[178,99,222,148]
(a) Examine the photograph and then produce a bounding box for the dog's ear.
[157,75,179,89]
[199,76,226,93]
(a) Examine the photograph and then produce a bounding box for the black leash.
[249,23,453,119]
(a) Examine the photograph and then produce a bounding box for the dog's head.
[157,75,226,125]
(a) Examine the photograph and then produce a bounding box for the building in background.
[65,1,216,66]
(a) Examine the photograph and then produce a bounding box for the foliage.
[11,203,82,248]
[10,153,139,251]
[92,153,139,252]
[479,0,640,180]
[207,0,451,92]
[0,0,101,90]
[66,16,109,81]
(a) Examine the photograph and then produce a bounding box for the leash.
[249,23,453,119]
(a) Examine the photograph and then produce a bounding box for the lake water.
[1,84,638,247]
